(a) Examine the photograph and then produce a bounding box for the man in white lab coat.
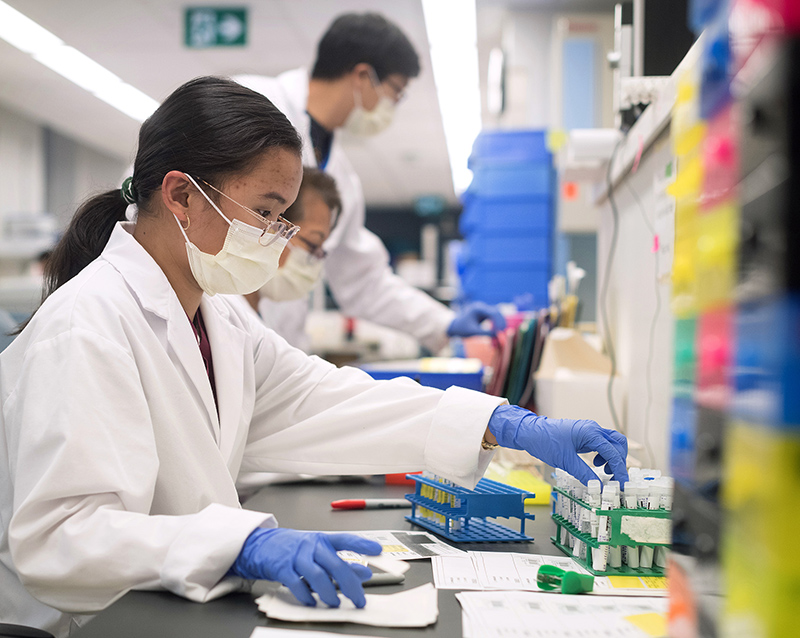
[236,12,504,353]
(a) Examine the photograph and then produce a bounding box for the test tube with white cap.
[592,482,615,572]
[622,481,640,568]
[587,479,602,538]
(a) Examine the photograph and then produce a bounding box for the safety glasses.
[197,178,300,246]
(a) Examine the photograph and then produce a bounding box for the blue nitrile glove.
[448,302,506,337]
[487,404,629,485]
[229,528,382,608]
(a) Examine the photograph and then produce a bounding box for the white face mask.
[177,174,288,296]
[344,86,396,137]
[259,243,324,302]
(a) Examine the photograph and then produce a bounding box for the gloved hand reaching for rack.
[487,405,629,485]
[448,302,506,338]
[229,528,382,608]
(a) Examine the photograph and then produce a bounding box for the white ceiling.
[0,0,454,206]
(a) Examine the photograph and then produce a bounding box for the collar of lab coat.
[102,222,176,321]
[101,223,248,456]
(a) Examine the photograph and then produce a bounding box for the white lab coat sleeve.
[5,328,272,613]
[323,169,455,353]
[241,327,506,488]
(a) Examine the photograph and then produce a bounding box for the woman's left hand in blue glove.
[229,528,382,608]
[487,404,629,484]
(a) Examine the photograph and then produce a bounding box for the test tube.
[607,481,622,566]
[623,482,639,509]
[640,545,654,568]
[638,480,650,509]
[587,480,602,537]
[623,481,644,568]
[592,483,615,572]
[653,477,673,568]
[660,477,674,510]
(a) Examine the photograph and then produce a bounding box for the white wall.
[0,105,45,219]
[596,133,674,471]
[0,104,128,230]
[44,128,129,227]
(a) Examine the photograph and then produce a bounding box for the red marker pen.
[331,498,411,510]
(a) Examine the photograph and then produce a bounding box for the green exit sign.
[185,7,247,48]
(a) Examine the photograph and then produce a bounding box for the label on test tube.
[593,488,614,572]
[588,480,602,538]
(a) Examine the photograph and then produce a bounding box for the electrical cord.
[626,181,660,468]
[600,141,623,434]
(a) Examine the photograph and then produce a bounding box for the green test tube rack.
[550,485,671,577]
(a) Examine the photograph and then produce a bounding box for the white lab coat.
[0,223,503,637]
[235,69,455,353]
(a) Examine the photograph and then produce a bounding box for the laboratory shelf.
[405,475,536,543]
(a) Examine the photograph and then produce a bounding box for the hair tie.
[121,177,137,205]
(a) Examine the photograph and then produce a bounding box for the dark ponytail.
[43,190,129,297]
[20,76,302,333]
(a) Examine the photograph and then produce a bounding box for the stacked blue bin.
[458,130,554,306]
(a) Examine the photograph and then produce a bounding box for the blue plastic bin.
[466,163,552,199]
[469,130,550,166]
[459,196,552,236]
[360,359,484,392]
[461,265,549,306]
[463,234,551,267]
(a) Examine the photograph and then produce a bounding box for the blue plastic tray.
[405,475,536,543]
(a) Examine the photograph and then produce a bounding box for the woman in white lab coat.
[0,77,628,638]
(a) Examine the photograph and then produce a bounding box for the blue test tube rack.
[404,474,536,542]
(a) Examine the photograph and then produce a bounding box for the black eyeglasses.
[367,67,407,104]
[294,235,327,263]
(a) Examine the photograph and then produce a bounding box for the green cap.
[537,564,594,594]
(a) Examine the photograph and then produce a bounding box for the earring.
[181,215,191,231]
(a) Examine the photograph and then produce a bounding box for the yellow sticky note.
[624,612,667,637]
[607,576,646,589]
[483,467,551,505]
[641,576,668,590]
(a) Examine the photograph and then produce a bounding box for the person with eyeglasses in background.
[235,12,506,354]
[243,167,340,314]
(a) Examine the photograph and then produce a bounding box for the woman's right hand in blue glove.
[229,528,382,608]
[487,404,629,485]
